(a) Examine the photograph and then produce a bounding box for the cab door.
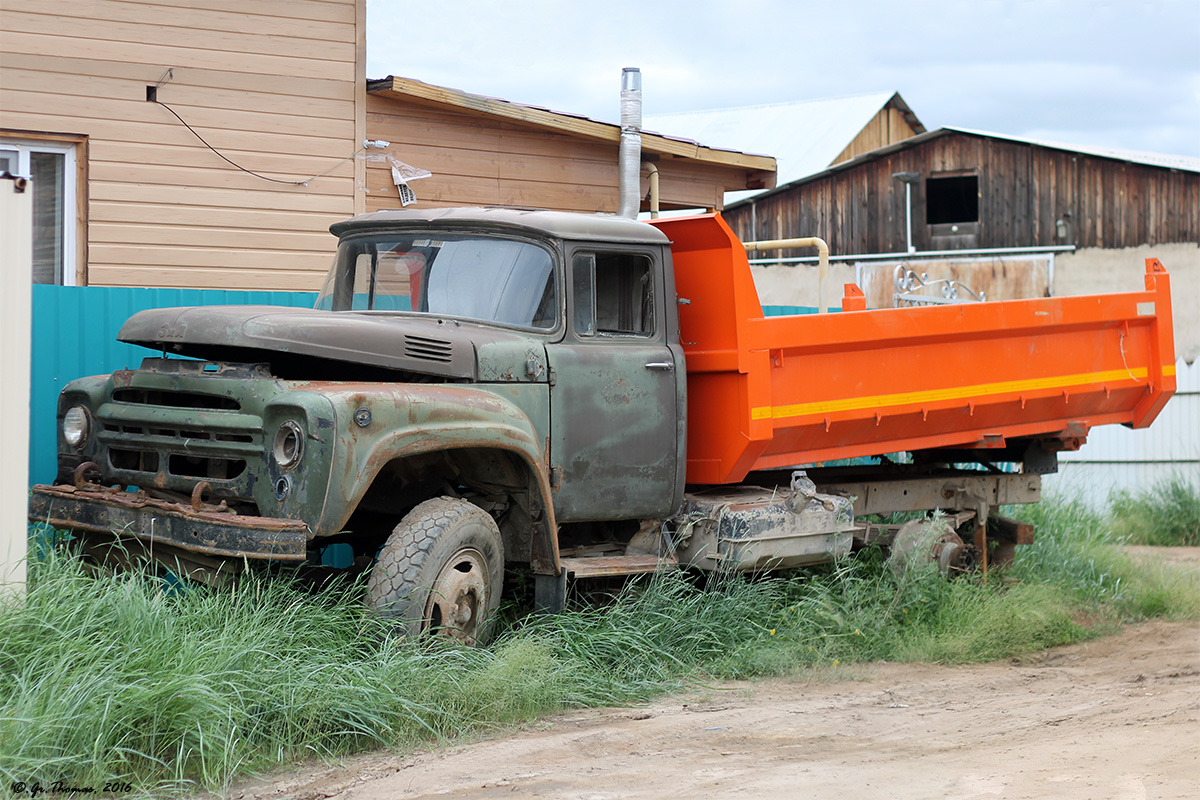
[547,246,683,522]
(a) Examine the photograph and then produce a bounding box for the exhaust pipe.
[617,67,642,219]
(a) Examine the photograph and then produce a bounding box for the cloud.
[366,0,1200,157]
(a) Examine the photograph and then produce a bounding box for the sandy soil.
[1122,546,1200,570]
[229,617,1200,800]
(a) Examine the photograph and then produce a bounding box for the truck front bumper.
[28,484,308,562]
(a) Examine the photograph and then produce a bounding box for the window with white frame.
[0,138,78,285]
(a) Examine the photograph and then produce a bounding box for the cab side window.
[572,252,654,337]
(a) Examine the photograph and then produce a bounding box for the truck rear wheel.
[366,497,505,645]
[888,518,967,576]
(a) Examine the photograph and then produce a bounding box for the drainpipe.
[743,236,831,313]
[893,172,920,254]
[904,182,914,253]
[617,67,642,219]
[644,162,660,218]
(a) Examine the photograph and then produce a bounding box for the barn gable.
[645,91,925,205]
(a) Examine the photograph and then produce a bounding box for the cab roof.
[330,206,670,245]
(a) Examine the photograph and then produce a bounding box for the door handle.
[644,361,674,371]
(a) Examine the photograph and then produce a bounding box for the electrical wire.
[153,99,362,186]
[1119,327,1142,383]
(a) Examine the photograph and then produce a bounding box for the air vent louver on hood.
[404,334,454,363]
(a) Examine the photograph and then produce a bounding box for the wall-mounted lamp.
[893,172,920,254]
[1055,210,1073,242]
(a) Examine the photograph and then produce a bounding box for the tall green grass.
[2,485,1198,794]
[1011,487,1200,621]
[1108,475,1200,547]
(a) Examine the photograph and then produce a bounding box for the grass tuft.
[1108,475,1200,547]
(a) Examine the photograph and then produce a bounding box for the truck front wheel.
[366,497,505,645]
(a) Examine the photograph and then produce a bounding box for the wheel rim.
[891,519,966,575]
[425,547,491,645]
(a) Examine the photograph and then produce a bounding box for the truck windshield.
[316,234,558,330]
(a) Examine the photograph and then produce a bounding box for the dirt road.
[232,619,1199,800]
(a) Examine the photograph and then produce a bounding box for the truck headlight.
[273,420,304,470]
[63,405,91,449]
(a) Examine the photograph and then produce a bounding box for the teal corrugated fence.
[29,286,317,485]
[762,305,842,315]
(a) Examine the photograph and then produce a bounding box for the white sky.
[366,0,1200,159]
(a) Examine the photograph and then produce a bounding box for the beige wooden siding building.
[0,0,366,291]
[365,77,776,215]
[1,2,774,291]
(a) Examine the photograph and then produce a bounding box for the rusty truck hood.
[118,305,549,382]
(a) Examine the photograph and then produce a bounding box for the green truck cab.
[30,207,857,643]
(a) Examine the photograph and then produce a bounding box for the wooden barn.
[722,127,1200,256]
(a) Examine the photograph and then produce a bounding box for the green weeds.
[1009,485,1200,622]
[2,484,1197,794]
[1108,475,1200,547]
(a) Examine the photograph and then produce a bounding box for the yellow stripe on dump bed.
[752,367,1150,421]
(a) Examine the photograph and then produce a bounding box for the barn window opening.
[926,175,979,224]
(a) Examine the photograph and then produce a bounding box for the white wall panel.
[1048,359,1200,507]
[1,178,32,594]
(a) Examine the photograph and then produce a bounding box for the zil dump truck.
[28,207,1176,644]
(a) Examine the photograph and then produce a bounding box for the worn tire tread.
[366,497,503,641]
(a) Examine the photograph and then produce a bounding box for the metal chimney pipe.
[617,67,642,219]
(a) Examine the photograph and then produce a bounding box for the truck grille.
[97,396,262,488]
[111,387,240,411]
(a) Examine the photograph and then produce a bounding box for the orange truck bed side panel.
[649,214,1176,486]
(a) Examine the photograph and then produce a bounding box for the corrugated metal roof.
[943,127,1200,173]
[644,91,912,201]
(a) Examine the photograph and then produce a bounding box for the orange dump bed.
[649,214,1177,485]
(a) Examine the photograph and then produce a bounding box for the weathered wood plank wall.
[726,132,1199,258]
[833,105,920,165]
